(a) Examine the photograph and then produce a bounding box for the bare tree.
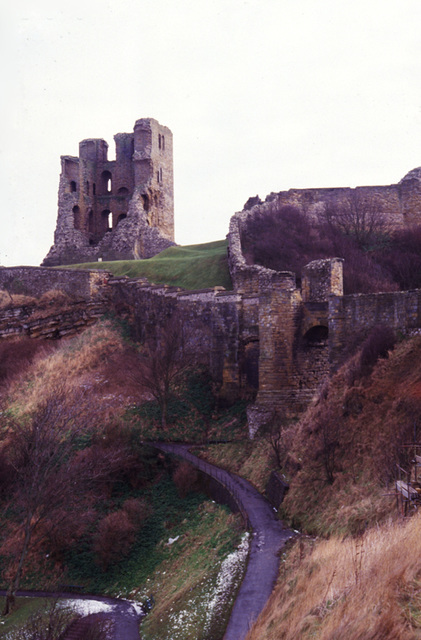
[1,390,94,614]
[1,388,128,615]
[325,192,386,249]
[135,315,196,429]
[263,409,293,470]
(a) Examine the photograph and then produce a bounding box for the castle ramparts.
[4,144,421,434]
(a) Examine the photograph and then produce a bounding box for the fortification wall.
[243,167,421,229]
[0,267,111,300]
[329,289,421,369]
[264,184,405,226]
[110,278,250,401]
[0,266,253,401]
[0,300,109,340]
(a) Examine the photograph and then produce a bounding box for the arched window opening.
[101,171,112,194]
[162,135,165,150]
[157,170,160,183]
[118,187,129,196]
[72,205,81,230]
[102,209,112,232]
[116,213,127,226]
[88,210,94,234]
[160,168,163,182]
[158,134,162,150]
[141,193,150,211]
[304,325,329,347]
[70,181,77,193]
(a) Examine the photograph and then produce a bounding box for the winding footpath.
[154,443,295,640]
[2,444,295,640]
[0,590,143,640]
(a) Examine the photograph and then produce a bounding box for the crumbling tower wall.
[42,118,175,266]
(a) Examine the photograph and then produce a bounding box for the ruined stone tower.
[42,118,175,266]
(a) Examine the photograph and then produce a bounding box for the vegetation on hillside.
[198,330,421,639]
[241,203,421,293]
[62,240,232,290]
[0,322,246,635]
[247,512,421,640]
[2,213,421,636]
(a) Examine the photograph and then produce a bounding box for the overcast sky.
[1,0,421,266]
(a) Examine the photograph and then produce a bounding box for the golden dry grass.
[247,512,421,640]
[6,321,141,419]
[0,291,36,309]
[280,336,421,537]
[197,440,277,493]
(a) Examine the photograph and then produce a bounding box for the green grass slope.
[61,240,232,290]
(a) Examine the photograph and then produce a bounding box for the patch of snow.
[129,601,145,616]
[167,535,180,545]
[203,532,250,633]
[61,599,116,616]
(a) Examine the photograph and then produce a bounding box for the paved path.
[154,443,295,640]
[0,590,143,640]
[2,446,294,640]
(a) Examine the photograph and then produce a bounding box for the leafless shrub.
[173,461,200,498]
[262,409,293,470]
[3,601,69,639]
[133,314,199,429]
[122,497,152,526]
[93,510,136,570]
[325,192,386,249]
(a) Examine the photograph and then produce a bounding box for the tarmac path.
[154,443,295,640]
[0,590,143,640]
[1,444,295,640]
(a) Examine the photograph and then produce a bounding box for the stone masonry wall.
[0,267,111,300]
[329,289,421,370]
[248,166,421,229]
[110,278,247,401]
[0,300,109,340]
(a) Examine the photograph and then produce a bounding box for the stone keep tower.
[42,118,175,266]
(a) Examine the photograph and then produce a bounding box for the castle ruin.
[243,166,421,229]
[42,118,175,266]
[5,139,421,435]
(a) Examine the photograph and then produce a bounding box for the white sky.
[1,0,421,266]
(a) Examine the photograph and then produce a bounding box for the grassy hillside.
[61,240,232,290]
[200,334,421,639]
[0,322,249,638]
[247,512,421,640]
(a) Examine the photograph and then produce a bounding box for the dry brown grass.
[6,321,142,419]
[281,336,421,536]
[247,512,421,640]
[196,439,277,493]
[0,291,37,309]
[245,335,421,638]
